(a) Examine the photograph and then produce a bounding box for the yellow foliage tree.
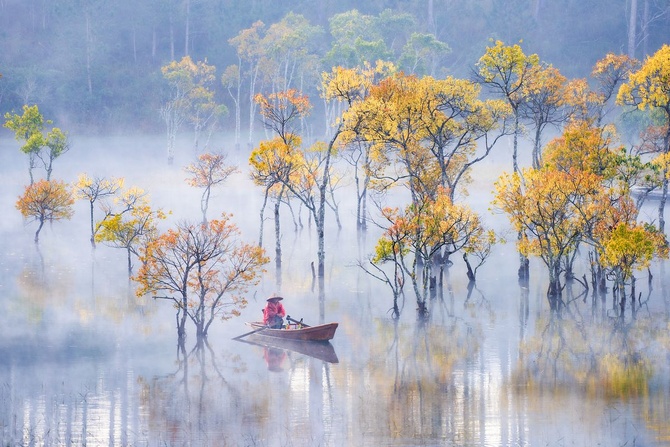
[617,44,670,232]
[372,187,489,315]
[95,187,167,275]
[74,173,124,248]
[475,39,539,174]
[494,167,604,309]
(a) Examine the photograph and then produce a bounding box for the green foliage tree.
[4,105,70,183]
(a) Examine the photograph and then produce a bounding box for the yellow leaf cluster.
[617,44,670,112]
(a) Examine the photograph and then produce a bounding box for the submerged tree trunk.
[547,263,562,311]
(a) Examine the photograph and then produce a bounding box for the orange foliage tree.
[134,214,268,340]
[184,152,238,224]
[16,179,74,244]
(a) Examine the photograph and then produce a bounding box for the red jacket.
[263,301,286,325]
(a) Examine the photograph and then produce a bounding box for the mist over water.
[1,134,670,446]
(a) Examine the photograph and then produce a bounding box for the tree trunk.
[463,252,475,282]
[258,187,269,247]
[126,248,132,276]
[34,216,45,244]
[89,201,96,248]
[547,263,562,311]
[628,0,638,59]
[184,0,190,57]
[659,172,667,233]
[274,188,283,270]
[315,132,338,277]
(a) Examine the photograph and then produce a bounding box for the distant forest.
[0,0,668,134]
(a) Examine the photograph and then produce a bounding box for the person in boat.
[262,295,286,329]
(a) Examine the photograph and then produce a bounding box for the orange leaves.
[16,179,74,222]
[543,121,621,179]
[184,152,238,188]
[134,215,268,329]
[344,71,510,200]
[16,179,74,243]
[254,89,310,144]
[374,187,486,265]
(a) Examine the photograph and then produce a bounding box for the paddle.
[232,325,268,340]
[286,316,311,328]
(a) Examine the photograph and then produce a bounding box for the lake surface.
[1,135,669,446]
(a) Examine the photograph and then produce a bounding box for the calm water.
[1,135,669,446]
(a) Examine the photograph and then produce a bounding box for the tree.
[338,70,510,286]
[260,12,322,95]
[372,187,490,316]
[4,105,70,183]
[251,89,311,269]
[599,222,667,311]
[398,32,451,77]
[475,40,539,282]
[134,215,269,340]
[617,44,670,232]
[221,64,242,150]
[475,40,539,174]
[16,179,75,244]
[519,63,569,169]
[229,20,266,149]
[325,10,392,68]
[184,152,238,224]
[249,137,301,259]
[321,63,387,230]
[590,53,639,125]
[95,187,167,275]
[160,56,218,164]
[253,84,346,278]
[494,167,604,310]
[74,173,125,248]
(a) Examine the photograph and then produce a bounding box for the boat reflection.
[239,333,339,365]
[263,346,287,372]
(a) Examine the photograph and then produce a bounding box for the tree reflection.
[141,337,246,445]
[346,314,481,442]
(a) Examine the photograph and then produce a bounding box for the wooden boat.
[245,321,338,342]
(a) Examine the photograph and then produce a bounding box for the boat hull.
[246,322,338,341]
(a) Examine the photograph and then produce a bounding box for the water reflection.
[239,334,339,364]
[3,144,670,445]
